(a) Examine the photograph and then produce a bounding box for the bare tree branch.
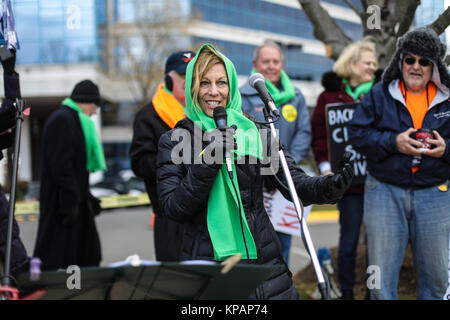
[395,0,421,37]
[360,0,370,11]
[427,6,450,36]
[297,0,352,59]
[111,0,197,106]
[297,0,445,69]
[360,0,420,68]
[341,0,362,18]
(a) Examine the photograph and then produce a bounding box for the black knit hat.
[70,80,102,105]
[382,28,450,88]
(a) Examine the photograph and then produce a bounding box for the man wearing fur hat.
[348,28,450,300]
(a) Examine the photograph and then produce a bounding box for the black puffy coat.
[157,118,339,299]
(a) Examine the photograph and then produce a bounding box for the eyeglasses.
[404,56,431,67]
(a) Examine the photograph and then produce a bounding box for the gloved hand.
[0,130,14,152]
[324,152,354,203]
[0,47,16,75]
[203,125,237,169]
[60,205,79,227]
[0,102,17,133]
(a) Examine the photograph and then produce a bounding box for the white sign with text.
[263,190,312,237]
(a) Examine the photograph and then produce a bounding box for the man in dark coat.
[34,80,105,271]
[130,50,194,261]
[0,48,29,278]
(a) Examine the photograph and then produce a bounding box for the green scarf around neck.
[343,78,374,100]
[251,68,296,106]
[184,44,263,261]
[62,98,107,173]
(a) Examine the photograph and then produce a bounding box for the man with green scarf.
[34,79,105,271]
[240,41,312,265]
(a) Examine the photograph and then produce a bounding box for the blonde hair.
[333,41,378,79]
[191,46,227,110]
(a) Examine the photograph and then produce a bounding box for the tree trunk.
[298,0,450,69]
[297,0,353,60]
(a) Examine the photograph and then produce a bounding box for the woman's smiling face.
[198,63,229,117]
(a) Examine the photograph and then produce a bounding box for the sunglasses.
[404,56,431,67]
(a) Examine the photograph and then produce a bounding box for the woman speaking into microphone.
[156,44,353,300]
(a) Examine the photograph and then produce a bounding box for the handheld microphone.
[213,106,233,178]
[248,73,280,118]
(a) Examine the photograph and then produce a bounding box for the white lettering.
[328,109,354,126]
[332,127,349,143]
[366,5,381,30]
[66,265,81,290]
[66,5,81,30]
[366,265,381,290]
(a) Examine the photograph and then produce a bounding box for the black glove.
[0,47,16,75]
[60,205,79,227]
[0,102,17,133]
[324,152,354,203]
[0,130,14,152]
[203,126,237,169]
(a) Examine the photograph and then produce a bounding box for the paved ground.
[17,206,339,274]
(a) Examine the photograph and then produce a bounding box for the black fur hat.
[382,28,450,88]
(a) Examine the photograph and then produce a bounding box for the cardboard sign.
[263,190,312,237]
[326,102,367,185]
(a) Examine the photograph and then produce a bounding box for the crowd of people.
[0,27,449,300]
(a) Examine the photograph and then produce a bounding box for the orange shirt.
[399,81,436,173]
[399,81,436,129]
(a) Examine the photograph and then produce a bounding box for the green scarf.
[251,68,296,106]
[343,78,374,100]
[62,98,107,172]
[185,44,263,261]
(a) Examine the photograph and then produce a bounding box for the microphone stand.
[0,98,25,300]
[263,108,329,300]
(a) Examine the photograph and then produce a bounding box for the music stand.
[15,262,277,300]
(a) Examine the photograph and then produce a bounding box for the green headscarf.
[184,44,263,261]
[251,68,296,106]
[62,98,107,172]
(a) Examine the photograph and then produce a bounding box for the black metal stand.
[263,108,329,300]
[1,98,25,299]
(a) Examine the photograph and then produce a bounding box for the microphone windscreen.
[248,73,265,88]
[213,106,226,119]
[213,106,227,129]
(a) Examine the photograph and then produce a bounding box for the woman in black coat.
[156,44,354,299]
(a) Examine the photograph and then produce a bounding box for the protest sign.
[326,102,367,185]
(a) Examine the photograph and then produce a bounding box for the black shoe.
[340,290,354,300]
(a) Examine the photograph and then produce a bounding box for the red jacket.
[311,72,363,194]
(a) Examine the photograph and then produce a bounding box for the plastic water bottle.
[29,257,42,281]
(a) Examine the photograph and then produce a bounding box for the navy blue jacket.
[348,81,450,189]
